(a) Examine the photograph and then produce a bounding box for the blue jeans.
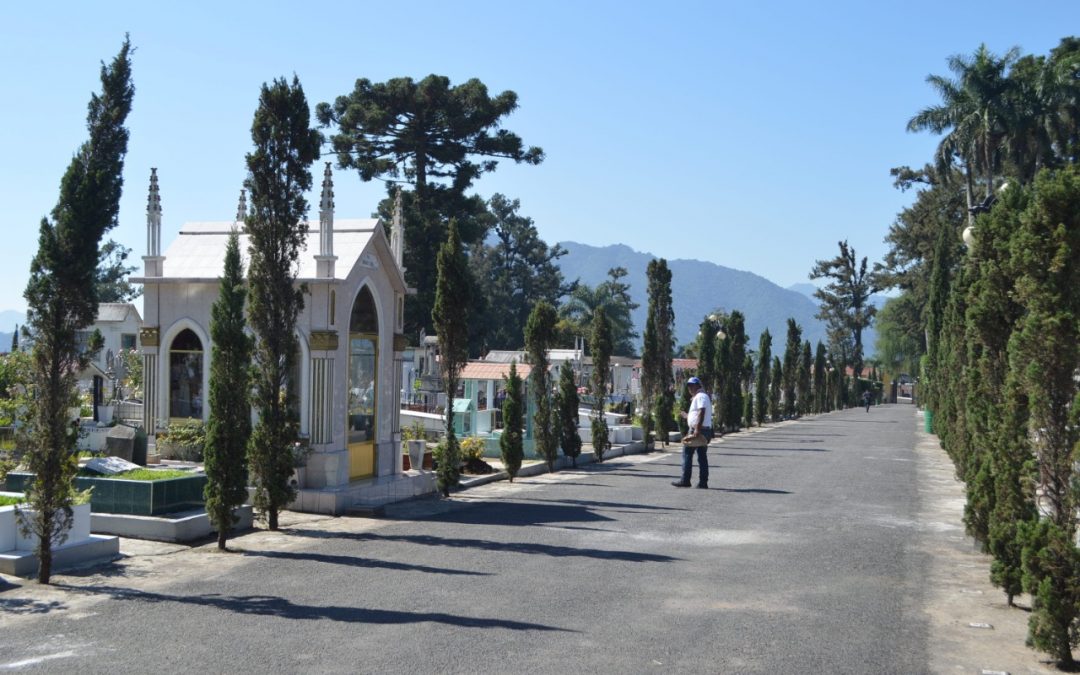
[682,427,712,485]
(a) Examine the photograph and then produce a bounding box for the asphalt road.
[0,404,928,674]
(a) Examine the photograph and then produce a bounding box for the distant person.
[673,377,713,489]
[862,389,872,413]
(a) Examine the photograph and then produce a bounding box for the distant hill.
[555,242,833,355]
[0,332,12,352]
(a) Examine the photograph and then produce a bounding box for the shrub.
[401,421,426,442]
[460,436,486,462]
[158,421,207,462]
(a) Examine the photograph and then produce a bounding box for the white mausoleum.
[135,166,430,513]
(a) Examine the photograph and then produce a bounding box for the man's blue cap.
[687,377,701,386]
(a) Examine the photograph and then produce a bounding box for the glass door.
[348,335,377,479]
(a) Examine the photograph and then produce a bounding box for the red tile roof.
[460,362,533,380]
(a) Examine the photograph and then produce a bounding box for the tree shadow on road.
[240,549,490,576]
[52,584,574,632]
[713,488,792,495]
[0,597,67,616]
[715,445,829,453]
[513,497,690,513]
[285,529,683,564]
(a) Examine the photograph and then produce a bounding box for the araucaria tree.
[500,362,524,481]
[244,76,321,531]
[433,220,472,496]
[21,38,134,583]
[204,232,252,551]
[589,308,613,462]
[317,75,543,335]
[754,330,772,426]
[810,240,880,379]
[525,301,559,471]
[641,259,674,447]
[555,362,582,466]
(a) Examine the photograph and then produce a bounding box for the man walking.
[673,377,713,489]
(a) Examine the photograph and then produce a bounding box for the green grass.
[0,495,25,506]
[79,468,192,481]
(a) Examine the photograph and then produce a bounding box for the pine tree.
[10,326,17,352]
[555,362,581,466]
[589,308,612,462]
[755,330,771,425]
[525,301,558,472]
[204,232,251,550]
[21,38,133,583]
[245,76,321,530]
[500,361,524,481]
[433,220,472,496]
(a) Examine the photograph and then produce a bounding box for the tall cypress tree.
[433,220,472,496]
[525,301,558,472]
[724,311,748,432]
[589,307,613,462]
[555,362,581,466]
[798,341,813,416]
[781,318,802,418]
[204,232,251,551]
[755,330,772,425]
[245,76,321,530]
[641,259,674,443]
[769,356,783,422]
[22,38,134,583]
[500,362,524,481]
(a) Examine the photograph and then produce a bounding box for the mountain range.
[554,242,878,357]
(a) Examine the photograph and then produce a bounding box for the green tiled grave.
[4,472,207,516]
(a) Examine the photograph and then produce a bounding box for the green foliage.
[80,468,190,480]
[555,362,581,465]
[560,267,639,356]
[589,308,613,461]
[781,318,802,418]
[873,295,924,380]
[433,219,471,496]
[472,196,568,351]
[244,75,321,530]
[499,362,524,480]
[525,301,559,472]
[797,341,812,416]
[401,421,427,442]
[809,241,880,378]
[318,75,543,335]
[204,231,251,550]
[116,348,142,400]
[460,436,486,463]
[0,495,26,506]
[1021,518,1080,668]
[95,239,140,303]
[769,356,782,422]
[641,260,675,441]
[0,349,33,427]
[21,37,134,583]
[721,311,748,432]
[755,330,771,425]
[159,420,207,462]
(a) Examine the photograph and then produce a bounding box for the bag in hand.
[683,433,708,447]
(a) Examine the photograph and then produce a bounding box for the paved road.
[1,405,929,674]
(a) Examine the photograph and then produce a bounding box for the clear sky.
[3,1,1078,316]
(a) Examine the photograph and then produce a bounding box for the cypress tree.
[21,38,134,583]
[714,333,731,431]
[798,341,813,416]
[245,76,321,530]
[641,259,675,443]
[755,330,772,425]
[590,307,612,462]
[204,231,251,551]
[500,361,524,481]
[525,301,558,472]
[769,356,782,422]
[781,318,802,418]
[555,362,581,466]
[724,311,748,432]
[813,343,827,414]
[695,315,718,397]
[743,389,754,427]
[433,220,472,496]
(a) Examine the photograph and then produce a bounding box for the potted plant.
[290,437,312,489]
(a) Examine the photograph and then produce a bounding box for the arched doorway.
[347,287,378,479]
[168,328,204,420]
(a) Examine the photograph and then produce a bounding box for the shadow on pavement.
[285,529,684,564]
[54,584,574,632]
[715,445,829,453]
[240,549,490,576]
[0,597,67,616]
[714,488,792,495]
[514,497,689,513]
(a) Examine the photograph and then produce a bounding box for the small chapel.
[134,165,430,513]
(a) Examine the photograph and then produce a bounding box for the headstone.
[85,455,141,475]
[105,425,138,463]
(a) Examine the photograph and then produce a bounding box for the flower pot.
[407,440,425,472]
[97,405,114,425]
[402,454,412,471]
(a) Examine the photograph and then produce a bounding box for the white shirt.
[688,390,712,431]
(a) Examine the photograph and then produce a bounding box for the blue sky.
[2,1,1078,318]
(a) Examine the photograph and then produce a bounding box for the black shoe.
[696,483,709,489]
[671,481,691,488]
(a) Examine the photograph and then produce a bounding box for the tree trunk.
[217,529,228,551]
[268,507,278,531]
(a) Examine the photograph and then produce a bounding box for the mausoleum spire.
[235,188,247,227]
[147,168,161,257]
[391,186,405,274]
[319,162,334,258]
[314,162,337,278]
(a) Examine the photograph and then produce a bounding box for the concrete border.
[90,505,254,543]
[0,534,120,577]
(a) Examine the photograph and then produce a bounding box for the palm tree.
[908,44,1020,223]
